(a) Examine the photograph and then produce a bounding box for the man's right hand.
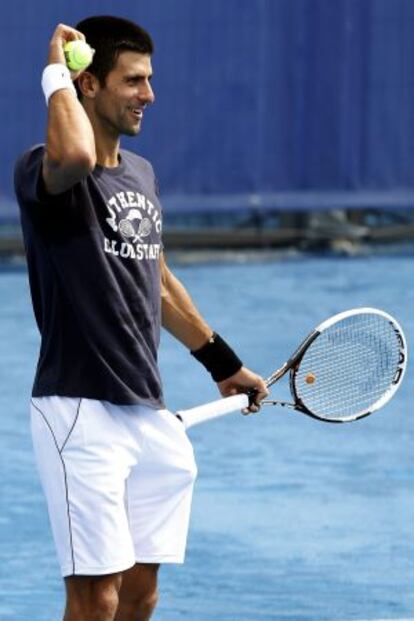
[48,24,86,79]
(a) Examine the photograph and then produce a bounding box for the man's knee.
[138,585,159,615]
[65,573,122,621]
[93,587,120,620]
[118,587,158,619]
[116,563,160,620]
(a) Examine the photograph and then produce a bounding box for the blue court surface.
[1,251,414,621]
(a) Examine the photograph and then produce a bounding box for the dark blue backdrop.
[3,0,414,212]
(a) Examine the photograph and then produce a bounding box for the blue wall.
[3,0,414,210]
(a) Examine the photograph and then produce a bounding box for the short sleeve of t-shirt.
[14,145,71,207]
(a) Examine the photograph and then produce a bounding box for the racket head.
[289,307,407,423]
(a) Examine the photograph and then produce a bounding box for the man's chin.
[122,123,141,137]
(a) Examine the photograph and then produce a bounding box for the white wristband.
[41,63,76,105]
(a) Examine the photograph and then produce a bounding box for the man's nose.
[141,81,155,104]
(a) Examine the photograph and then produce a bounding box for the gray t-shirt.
[14,145,164,408]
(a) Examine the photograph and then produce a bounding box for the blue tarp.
[3,0,414,213]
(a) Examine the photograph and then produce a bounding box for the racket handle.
[176,393,249,429]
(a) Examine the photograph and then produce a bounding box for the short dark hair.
[75,16,154,96]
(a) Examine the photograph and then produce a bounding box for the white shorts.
[30,396,197,577]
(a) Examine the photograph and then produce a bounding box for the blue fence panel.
[3,0,414,213]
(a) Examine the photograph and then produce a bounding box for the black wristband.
[191,333,243,382]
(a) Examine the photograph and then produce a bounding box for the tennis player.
[14,16,268,621]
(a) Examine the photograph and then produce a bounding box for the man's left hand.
[217,367,269,414]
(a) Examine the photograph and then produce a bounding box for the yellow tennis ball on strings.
[305,373,316,385]
[63,40,94,71]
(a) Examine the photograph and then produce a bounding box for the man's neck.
[94,133,121,168]
[84,106,121,168]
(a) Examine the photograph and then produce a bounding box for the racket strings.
[293,315,402,421]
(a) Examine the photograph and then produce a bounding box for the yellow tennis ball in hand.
[63,40,94,71]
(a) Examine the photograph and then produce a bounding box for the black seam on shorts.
[60,398,82,454]
[30,399,60,452]
[31,399,77,575]
[60,454,76,575]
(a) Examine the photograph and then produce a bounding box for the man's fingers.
[242,404,260,415]
[217,369,268,415]
[51,24,86,46]
[254,389,269,404]
[242,381,268,415]
[251,383,269,404]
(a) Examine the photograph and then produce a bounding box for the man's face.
[93,51,155,137]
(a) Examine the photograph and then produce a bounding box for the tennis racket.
[177,307,407,428]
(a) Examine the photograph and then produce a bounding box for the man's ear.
[76,71,99,99]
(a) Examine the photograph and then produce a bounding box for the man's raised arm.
[42,24,96,195]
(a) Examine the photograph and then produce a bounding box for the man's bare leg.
[63,573,122,621]
[115,563,160,621]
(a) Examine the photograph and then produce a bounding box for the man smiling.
[14,16,267,621]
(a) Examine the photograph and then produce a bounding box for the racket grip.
[176,393,249,429]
